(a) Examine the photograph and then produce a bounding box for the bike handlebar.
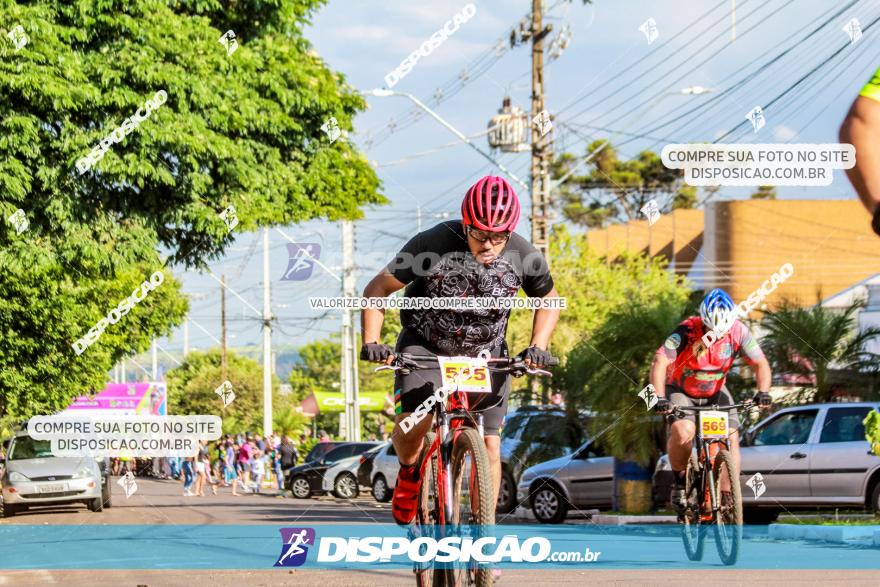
[668,399,756,417]
[375,352,558,377]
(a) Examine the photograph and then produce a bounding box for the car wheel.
[531,482,568,524]
[291,476,312,499]
[496,469,517,514]
[2,503,17,518]
[871,482,880,516]
[333,473,359,500]
[372,474,391,502]
[88,497,104,512]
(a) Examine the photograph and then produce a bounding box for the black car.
[286,442,379,499]
[357,443,386,487]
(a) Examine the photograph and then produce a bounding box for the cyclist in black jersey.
[360,175,561,525]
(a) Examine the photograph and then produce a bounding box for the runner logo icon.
[275,528,316,567]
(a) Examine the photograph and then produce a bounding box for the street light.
[368,88,529,192]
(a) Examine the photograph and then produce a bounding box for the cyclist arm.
[650,352,670,398]
[528,287,560,349]
[361,271,406,344]
[840,95,880,218]
[738,326,771,393]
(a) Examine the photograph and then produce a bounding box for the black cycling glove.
[653,397,672,414]
[360,342,394,363]
[754,391,772,407]
[518,345,553,368]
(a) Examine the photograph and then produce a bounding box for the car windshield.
[305,443,339,463]
[9,435,54,460]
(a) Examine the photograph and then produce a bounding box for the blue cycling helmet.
[700,288,736,333]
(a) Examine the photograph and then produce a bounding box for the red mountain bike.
[670,399,755,565]
[378,352,556,587]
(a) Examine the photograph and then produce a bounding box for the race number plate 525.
[700,410,729,439]
[437,356,491,393]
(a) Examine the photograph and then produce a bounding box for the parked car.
[1,430,105,517]
[303,441,349,464]
[286,442,380,499]
[363,442,401,503]
[322,455,364,499]
[516,430,613,523]
[498,406,593,513]
[652,402,880,523]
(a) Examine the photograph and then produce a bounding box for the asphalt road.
[1,478,878,586]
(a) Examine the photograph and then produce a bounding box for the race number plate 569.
[437,356,491,393]
[700,410,729,439]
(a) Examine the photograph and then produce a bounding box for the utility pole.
[530,0,552,264]
[151,340,158,380]
[341,220,360,441]
[221,273,228,380]
[262,228,273,437]
[529,0,553,403]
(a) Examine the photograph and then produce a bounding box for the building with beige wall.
[585,200,880,316]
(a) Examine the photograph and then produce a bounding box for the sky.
[143,0,878,371]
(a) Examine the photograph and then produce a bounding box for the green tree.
[166,349,286,435]
[563,293,693,466]
[760,298,880,403]
[0,0,383,417]
[551,141,694,228]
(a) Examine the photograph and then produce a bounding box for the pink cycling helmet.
[461,175,520,232]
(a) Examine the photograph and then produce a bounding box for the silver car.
[1,431,105,517]
[516,434,613,523]
[739,401,880,521]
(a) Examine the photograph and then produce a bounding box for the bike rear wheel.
[449,428,494,587]
[681,453,705,561]
[712,449,742,565]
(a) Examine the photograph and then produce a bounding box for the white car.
[322,455,362,499]
[368,443,401,503]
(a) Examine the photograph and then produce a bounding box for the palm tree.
[760,298,880,403]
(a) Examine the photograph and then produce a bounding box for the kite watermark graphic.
[746,472,766,499]
[117,470,138,498]
[639,18,658,44]
[7,208,28,234]
[321,117,342,143]
[7,24,27,51]
[746,106,766,133]
[533,110,552,137]
[219,205,239,232]
[215,380,235,408]
[638,384,658,410]
[640,199,660,225]
[843,18,862,44]
[219,30,238,55]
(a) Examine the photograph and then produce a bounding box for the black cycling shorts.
[393,328,511,436]
[667,386,741,431]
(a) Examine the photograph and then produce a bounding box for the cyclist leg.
[390,328,442,524]
[708,387,740,493]
[667,389,699,510]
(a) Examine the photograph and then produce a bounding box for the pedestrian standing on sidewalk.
[238,436,253,488]
[251,449,265,494]
[182,457,195,496]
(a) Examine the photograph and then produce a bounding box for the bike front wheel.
[414,433,441,587]
[450,428,494,587]
[712,449,743,565]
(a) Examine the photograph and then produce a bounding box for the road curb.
[769,524,880,544]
